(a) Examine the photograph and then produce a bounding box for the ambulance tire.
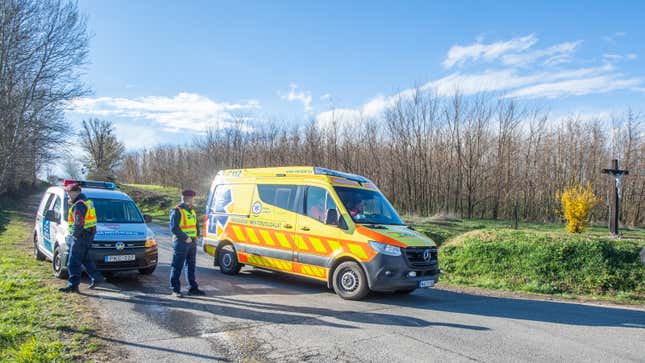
[332,261,370,300]
[218,244,241,275]
[34,233,46,261]
[52,245,68,279]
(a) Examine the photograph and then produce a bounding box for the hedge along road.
[72,222,645,362]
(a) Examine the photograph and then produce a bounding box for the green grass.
[409,218,645,302]
[120,183,207,222]
[406,216,645,246]
[0,208,103,362]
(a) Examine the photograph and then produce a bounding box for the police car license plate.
[419,280,435,288]
[105,255,135,262]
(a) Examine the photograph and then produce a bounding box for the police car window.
[42,194,55,216]
[258,184,300,213]
[305,187,336,223]
[51,196,62,214]
[211,185,231,213]
[92,199,144,223]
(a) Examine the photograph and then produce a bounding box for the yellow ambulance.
[202,166,438,299]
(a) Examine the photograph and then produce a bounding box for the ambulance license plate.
[419,280,435,288]
[105,255,135,262]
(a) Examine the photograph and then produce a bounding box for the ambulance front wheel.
[332,261,370,300]
[218,244,242,275]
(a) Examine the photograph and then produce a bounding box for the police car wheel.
[139,266,156,275]
[34,233,45,261]
[52,246,68,279]
[218,244,241,275]
[332,261,369,300]
[396,288,417,294]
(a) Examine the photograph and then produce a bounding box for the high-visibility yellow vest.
[67,199,97,232]
[176,205,197,238]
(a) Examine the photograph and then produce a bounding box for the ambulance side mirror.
[45,210,60,223]
[325,209,338,226]
[143,214,153,223]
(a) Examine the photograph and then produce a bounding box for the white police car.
[34,179,158,278]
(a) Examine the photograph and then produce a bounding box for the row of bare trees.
[118,91,643,226]
[0,0,89,194]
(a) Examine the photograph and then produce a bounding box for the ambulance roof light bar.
[62,179,117,190]
[314,167,371,183]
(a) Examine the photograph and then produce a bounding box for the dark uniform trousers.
[67,231,102,287]
[170,238,198,292]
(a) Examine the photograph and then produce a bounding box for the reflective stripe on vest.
[67,199,97,232]
[176,205,197,238]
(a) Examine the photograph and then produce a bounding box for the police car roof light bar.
[62,179,117,190]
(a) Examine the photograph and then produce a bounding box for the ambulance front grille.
[404,246,438,267]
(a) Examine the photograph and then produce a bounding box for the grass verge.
[438,228,645,302]
[0,207,104,361]
[120,183,206,222]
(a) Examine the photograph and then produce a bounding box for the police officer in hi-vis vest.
[59,183,105,293]
[169,190,205,297]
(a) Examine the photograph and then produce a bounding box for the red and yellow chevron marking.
[225,223,376,261]
[238,252,328,281]
[238,252,293,272]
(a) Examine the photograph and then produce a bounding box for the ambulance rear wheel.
[332,261,369,300]
[52,246,68,279]
[218,244,241,275]
[34,233,45,261]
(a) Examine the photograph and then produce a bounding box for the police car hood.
[356,224,436,248]
[94,223,150,241]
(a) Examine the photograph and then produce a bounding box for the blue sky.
[67,0,645,149]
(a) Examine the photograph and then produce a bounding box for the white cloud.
[320,93,331,100]
[506,76,641,99]
[443,34,537,68]
[281,83,313,112]
[315,108,362,129]
[603,53,638,62]
[318,29,643,122]
[68,92,260,132]
[501,41,582,66]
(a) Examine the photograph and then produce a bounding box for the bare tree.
[0,0,89,193]
[79,119,125,181]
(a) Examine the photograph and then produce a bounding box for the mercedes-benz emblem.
[423,249,431,261]
[115,241,125,251]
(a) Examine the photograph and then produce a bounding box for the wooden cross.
[601,159,629,235]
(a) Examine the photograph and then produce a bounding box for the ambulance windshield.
[334,187,404,225]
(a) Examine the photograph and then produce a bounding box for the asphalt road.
[81,222,645,363]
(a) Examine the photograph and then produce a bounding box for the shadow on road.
[371,289,645,329]
[92,290,490,332]
[55,325,229,362]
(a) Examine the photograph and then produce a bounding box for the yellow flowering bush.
[557,183,599,233]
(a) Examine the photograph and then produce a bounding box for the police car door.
[43,194,63,253]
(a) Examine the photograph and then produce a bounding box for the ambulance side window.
[258,184,302,213]
[305,187,337,223]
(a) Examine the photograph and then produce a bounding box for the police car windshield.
[92,199,144,224]
[334,186,404,225]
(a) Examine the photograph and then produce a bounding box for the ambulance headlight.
[369,241,401,256]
